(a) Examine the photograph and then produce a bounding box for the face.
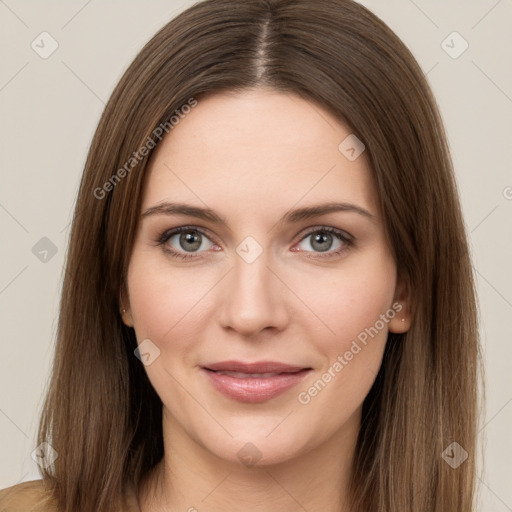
[121,88,410,467]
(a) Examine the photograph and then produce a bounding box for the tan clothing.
[0,479,141,512]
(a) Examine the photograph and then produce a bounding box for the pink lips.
[201,360,312,403]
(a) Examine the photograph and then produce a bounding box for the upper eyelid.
[162,225,219,244]
[301,225,352,238]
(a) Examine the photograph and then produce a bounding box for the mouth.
[200,361,312,403]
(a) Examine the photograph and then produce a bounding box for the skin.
[121,88,411,512]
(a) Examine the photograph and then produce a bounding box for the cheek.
[292,251,397,349]
[126,250,212,358]
[128,247,195,329]
[293,253,396,424]
[126,253,215,403]
[325,275,395,345]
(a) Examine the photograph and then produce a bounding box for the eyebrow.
[141,201,376,228]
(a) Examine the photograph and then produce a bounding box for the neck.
[138,406,360,512]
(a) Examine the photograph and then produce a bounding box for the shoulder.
[0,478,141,512]
[0,479,58,512]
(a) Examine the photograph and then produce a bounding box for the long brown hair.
[35,0,482,510]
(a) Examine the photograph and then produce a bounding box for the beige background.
[0,1,510,510]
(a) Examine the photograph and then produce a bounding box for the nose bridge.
[220,239,288,335]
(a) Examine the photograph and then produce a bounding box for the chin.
[200,422,315,469]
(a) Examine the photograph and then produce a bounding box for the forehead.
[141,89,378,221]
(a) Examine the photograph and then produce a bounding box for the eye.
[156,225,354,261]
[157,226,218,260]
[293,227,353,258]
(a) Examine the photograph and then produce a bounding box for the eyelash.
[155,225,354,261]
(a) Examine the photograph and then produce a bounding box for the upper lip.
[202,360,311,374]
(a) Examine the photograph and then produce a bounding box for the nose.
[218,249,290,337]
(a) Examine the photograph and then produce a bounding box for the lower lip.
[202,368,311,403]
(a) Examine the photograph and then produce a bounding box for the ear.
[388,272,412,333]
[119,284,134,328]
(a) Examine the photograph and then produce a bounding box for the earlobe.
[388,305,411,333]
[120,307,134,328]
[119,285,134,328]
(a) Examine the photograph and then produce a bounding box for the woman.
[0,0,481,510]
